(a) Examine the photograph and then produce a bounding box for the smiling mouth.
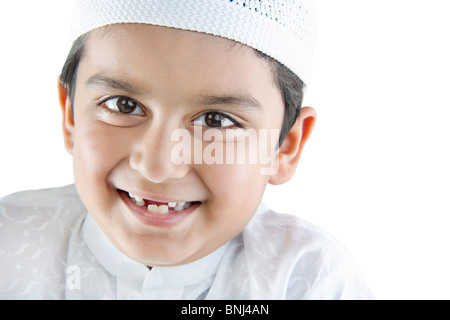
[120,190,200,215]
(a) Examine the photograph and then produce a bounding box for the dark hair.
[255,50,304,146]
[60,33,90,108]
[60,33,304,146]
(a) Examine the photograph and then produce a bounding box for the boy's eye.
[193,112,239,128]
[102,96,144,115]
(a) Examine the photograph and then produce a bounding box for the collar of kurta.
[82,213,229,288]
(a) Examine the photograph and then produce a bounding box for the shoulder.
[242,204,346,267]
[0,184,82,208]
[245,204,339,251]
[218,204,373,299]
[0,185,85,239]
[0,185,86,299]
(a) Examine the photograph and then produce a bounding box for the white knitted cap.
[71,0,317,85]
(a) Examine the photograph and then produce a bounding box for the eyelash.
[97,96,243,129]
[192,111,243,129]
[97,96,145,117]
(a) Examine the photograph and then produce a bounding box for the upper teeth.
[128,192,191,214]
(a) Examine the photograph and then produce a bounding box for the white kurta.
[0,185,373,299]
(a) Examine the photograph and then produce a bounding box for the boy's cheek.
[199,162,268,211]
[72,124,128,184]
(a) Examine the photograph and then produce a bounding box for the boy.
[0,0,373,299]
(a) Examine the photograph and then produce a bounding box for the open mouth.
[118,189,201,215]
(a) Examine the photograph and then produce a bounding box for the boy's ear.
[269,106,316,185]
[58,76,75,155]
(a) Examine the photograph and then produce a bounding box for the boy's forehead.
[83,24,274,82]
[88,24,251,54]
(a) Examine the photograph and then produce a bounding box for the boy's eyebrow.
[197,94,263,112]
[86,74,263,111]
[85,74,144,95]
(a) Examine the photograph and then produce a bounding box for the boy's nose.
[129,124,191,183]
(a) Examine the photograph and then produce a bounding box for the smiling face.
[59,24,304,266]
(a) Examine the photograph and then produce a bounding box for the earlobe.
[58,76,75,155]
[269,106,316,185]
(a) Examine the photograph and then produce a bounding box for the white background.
[1,0,449,299]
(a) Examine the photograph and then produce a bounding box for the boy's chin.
[111,231,205,267]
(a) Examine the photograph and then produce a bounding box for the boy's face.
[62,24,291,266]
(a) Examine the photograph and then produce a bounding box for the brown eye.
[206,112,227,127]
[117,97,138,113]
[193,112,237,128]
[103,96,144,115]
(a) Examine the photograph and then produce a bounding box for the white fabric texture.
[0,185,373,300]
[71,0,317,85]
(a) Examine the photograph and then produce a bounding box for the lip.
[118,189,200,228]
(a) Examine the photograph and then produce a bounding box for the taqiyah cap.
[71,0,317,85]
